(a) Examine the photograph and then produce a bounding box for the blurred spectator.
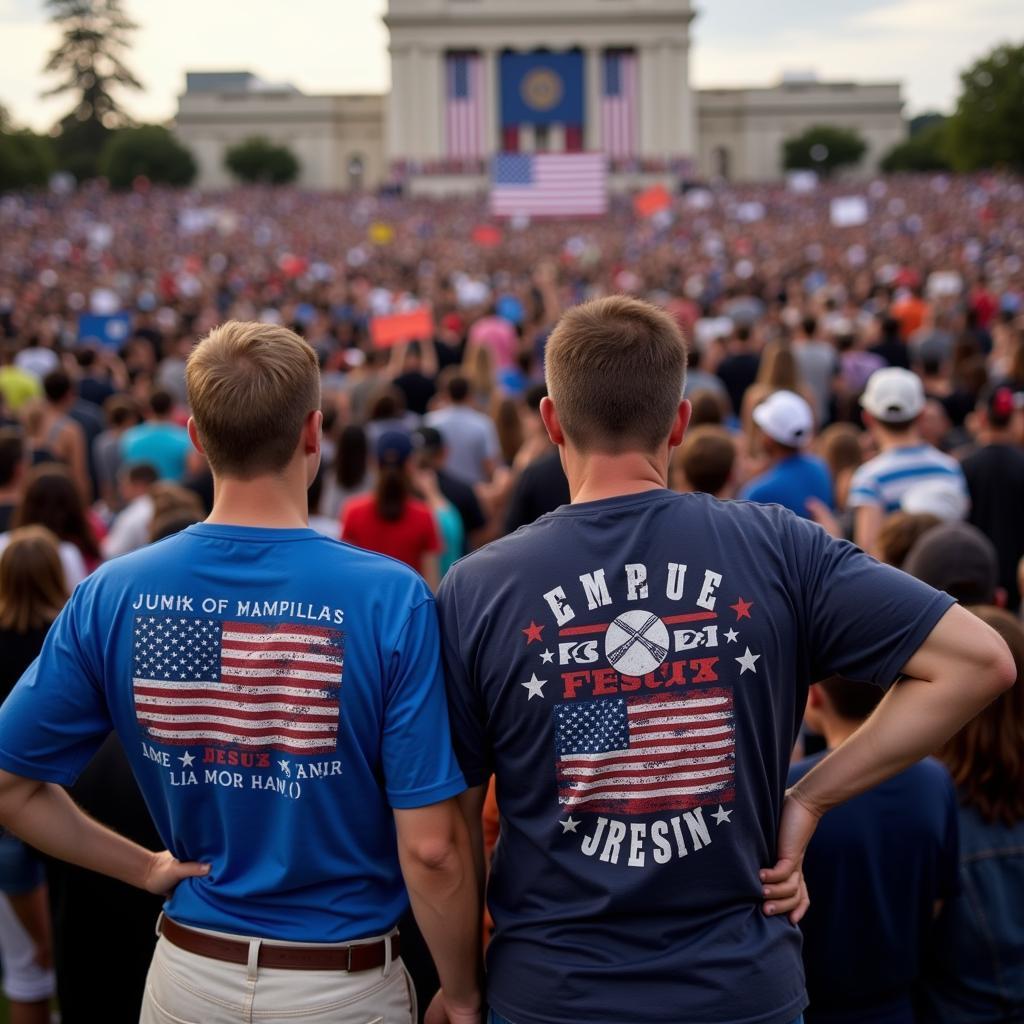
[100,463,160,560]
[426,373,501,485]
[923,607,1024,1022]
[390,341,438,417]
[962,386,1024,612]
[92,396,142,509]
[415,427,486,554]
[305,466,339,540]
[120,389,190,481]
[850,368,967,554]
[503,449,569,535]
[364,385,419,450]
[0,526,66,1024]
[792,315,838,427]
[741,342,815,451]
[790,675,958,1024]
[0,346,41,415]
[869,315,912,370]
[670,425,736,497]
[341,430,441,588]
[903,522,1000,606]
[683,346,728,402]
[739,391,832,518]
[876,512,942,569]
[74,348,116,410]
[322,424,373,521]
[715,324,760,417]
[0,429,26,534]
[30,370,91,503]
[817,423,863,515]
[688,388,731,428]
[7,465,100,584]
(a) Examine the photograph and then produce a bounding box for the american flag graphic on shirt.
[554,689,735,814]
[132,617,343,755]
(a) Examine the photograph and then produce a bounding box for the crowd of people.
[0,173,1021,1022]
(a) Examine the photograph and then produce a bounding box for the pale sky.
[1,0,1020,132]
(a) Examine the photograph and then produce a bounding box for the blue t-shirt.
[0,523,465,941]
[787,754,959,1024]
[738,454,833,519]
[120,421,192,480]
[438,489,953,1024]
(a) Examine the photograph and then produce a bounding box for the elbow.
[403,835,461,876]
[980,628,1017,697]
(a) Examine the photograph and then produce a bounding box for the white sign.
[830,196,869,228]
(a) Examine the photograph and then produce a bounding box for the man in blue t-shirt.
[739,390,833,518]
[0,323,481,1024]
[437,296,1013,1024]
[120,388,192,480]
[790,676,959,1024]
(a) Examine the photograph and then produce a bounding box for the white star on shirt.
[736,647,760,675]
[560,817,580,834]
[522,673,547,700]
[724,628,739,644]
[712,805,733,826]
[539,649,554,665]
[178,751,195,767]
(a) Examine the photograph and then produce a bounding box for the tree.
[43,0,142,180]
[225,137,300,185]
[0,131,56,191]
[881,121,952,173]
[99,125,196,187]
[946,41,1024,172]
[782,125,868,177]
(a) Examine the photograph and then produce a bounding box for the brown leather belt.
[159,916,399,971]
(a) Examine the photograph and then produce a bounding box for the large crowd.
[0,173,1022,1022]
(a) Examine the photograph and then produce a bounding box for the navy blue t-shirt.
[0,524,465,941]
[438,490,953,1024]
[788,754,959,1024]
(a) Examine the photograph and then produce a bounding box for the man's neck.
[980,428,1015,446]
[821,717,863,751]
[565,450,669,504]
[206,473,310,530]
[0,486,18,505]
[878,430,921,452]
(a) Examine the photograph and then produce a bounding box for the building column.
[584,46,602,151]
[638,44,659,158]
[420,45,445,160]
[657,40,675,158]
[481,47,498,158]
[387,45,412,164]
[676,41,697,159]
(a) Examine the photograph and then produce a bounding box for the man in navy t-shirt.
[789,676,959,1024]
[0,322,481,1024]
[437,296,1013,1024]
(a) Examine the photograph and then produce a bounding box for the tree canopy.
[99,125,197,188]
[225,137,300,185]
[782,125,867,177]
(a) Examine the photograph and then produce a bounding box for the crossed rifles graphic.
[607,613,669,666]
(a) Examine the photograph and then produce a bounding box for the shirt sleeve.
[847,465,882,508]
[788,514,955,687]
[436,570,492,787]
[0,584,112,785]
[381,596,466,809]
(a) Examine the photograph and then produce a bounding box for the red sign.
[370,306,434,349]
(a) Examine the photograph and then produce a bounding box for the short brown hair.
[876,511,941,568]
[939,606,1024,826]
[545,296,686,452]
[673,426,736,496]
[0,526,67,632]
[186,321,320,477]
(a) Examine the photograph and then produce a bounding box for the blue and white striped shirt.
[849,444,967,513]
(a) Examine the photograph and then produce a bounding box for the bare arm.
[853,504,884,557]
[457,784,487,901]
[772,604,1014,905]
[395,800,481,1024]
[0,771,208,895]
[61,423,92,505]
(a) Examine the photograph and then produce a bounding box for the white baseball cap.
[752,390,814,449]
[860,367,925,423]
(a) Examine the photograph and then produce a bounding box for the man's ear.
[807,684,825,710]
[540,396,564,447]
[304,410,323,455]
[669,400,692,448]
[187,417,205,456]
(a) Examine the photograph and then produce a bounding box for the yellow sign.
[521,68,563,112]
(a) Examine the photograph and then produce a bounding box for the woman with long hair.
[0,526,67,1024]
[922,606,1024,1022]
[322,424,373,520]
[741,342,817,455]
[341,431,441,589]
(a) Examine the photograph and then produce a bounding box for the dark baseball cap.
[375,430,414,467]
[902,522,999,605]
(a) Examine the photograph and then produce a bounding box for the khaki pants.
[140,920,415,1024]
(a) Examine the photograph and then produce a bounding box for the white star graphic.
[178,751,195,767]
[278,760,291,775]
[736,646,761,675]
[712,805,733,826]
[539,649,554,665]
[560,817,580,833]
[522,673,547,700]
[724,628,739,644]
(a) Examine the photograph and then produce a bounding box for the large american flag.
[445,52,484,160]
[490,153,608,218]
[555,689,735,814]
[132,617,343,755]
[601,49,638,160]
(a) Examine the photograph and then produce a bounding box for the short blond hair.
[545,296,686,452]
[186,321,320,477]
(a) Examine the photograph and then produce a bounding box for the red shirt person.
[342,431,441,588]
